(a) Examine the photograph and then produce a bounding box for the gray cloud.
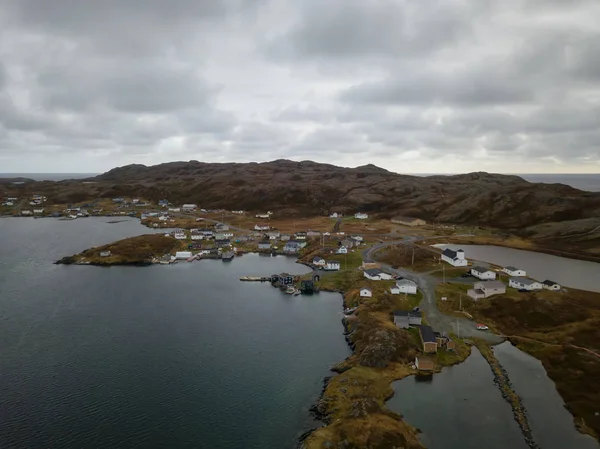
[1,0,600,172]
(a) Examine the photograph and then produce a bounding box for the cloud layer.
[1,0,599,172]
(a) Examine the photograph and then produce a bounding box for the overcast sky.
[1,0,600,173]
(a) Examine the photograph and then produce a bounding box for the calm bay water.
[0,218,350,448]
[439,244,600,292]
[388,345,599,449]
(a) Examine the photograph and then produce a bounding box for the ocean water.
[0,173,98,181]
[0,218,350,448]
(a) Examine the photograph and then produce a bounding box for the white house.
[363,268,393,281]
[313,256,326,267]
[190,233,204,240]
[168,207,181,212]
[173,230,187,240]
[542,280,561,291]
[254,224,270,231]
[360,287,372,298]
[468,280,506,300]
[182,204,197,211]
[33,208,45,214]
[441,248,467,267]
[325,260,340,271]
[503,266,527,277]
[99,251,112,257]
[21,210,33,216]
[336,246,348,254]
[351,235,363,242]
[390,279,418,295]
[471,266,496,280]
[509,277,543,291]
[354,212,369,219]
[329,212,339,218]
[175,251,192,259]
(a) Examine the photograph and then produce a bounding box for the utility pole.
[345,253,347,270]
[411,246,415,267]
[459,292,462,311]
[457,317,460,339]
[443,264,446,283]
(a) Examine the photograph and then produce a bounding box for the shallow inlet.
[387,347,528,449]
[387,344,598,449]
[494,342,599,449]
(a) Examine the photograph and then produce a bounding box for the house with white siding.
[471,266,496,280]
[363,268,393,281]
[182,204,197,211]
[441,248,467,267]
[313,256,326,267]
[503,266,527,277]
[390,279,418,295]
[542,280,561,291]
[354,212,369,219]
[509,277,543,291]
[336,246,348,254]
[468,280,506,300]
[360,287,372,298]
[173,230,187,240]
[325,260,340,271]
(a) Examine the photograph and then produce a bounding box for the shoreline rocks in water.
[475,340,540,449]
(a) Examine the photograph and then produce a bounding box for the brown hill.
[4,160,600,246]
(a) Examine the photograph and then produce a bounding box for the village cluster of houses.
[353,270,448,372]
[439,248,561,299]
[1,196,18,207]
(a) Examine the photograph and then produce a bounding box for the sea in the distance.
[0,217,350,448]
[2,172,599,192]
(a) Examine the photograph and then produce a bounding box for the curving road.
[363,239,504,343]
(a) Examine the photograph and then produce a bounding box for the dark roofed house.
[273,272,294,285]
[215,239,231,248]
[393,310,423,329]
[419,325,438,353]
[542,280,561,291]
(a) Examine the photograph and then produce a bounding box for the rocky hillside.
[4,159,600,231]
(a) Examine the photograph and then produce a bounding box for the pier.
[239,276,271,282]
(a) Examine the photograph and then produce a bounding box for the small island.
[55,234,182,266]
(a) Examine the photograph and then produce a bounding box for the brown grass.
[77,234,181,264]
[436,281,600,438]
[340,218,392,235]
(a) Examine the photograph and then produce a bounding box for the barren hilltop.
[3,159,600,255]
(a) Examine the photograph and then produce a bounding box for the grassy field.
[375,244,444,272]
[435,281,600,438]
[339,218,392,234]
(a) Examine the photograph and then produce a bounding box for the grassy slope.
[435,281,600,438]
[74,234,182,264]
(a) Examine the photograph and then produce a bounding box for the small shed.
[415,356,434,371]
[360,287,372,298]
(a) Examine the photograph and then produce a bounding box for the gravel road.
[363,239,504,343]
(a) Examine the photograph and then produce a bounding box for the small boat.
[285,286,301,295]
